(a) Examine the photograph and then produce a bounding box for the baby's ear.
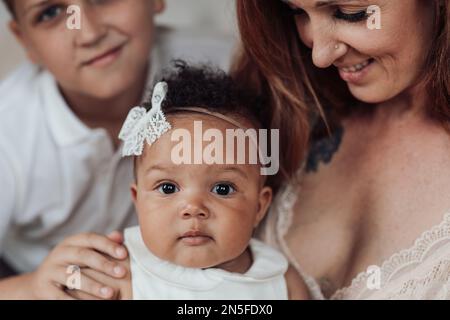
[130,183,138,204]
[254,186,273,228]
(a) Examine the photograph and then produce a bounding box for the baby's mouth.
[179,230,213,246]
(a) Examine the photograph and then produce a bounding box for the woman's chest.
[285,123,450,298]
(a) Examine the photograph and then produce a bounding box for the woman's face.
[10,0,164,99]
[288,0,435,104]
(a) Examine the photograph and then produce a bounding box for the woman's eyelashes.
[287,4,368,23]
[333,8,368,23]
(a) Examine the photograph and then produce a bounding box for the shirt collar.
[40,70,92,147]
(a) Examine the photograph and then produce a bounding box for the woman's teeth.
[341,60,371,73]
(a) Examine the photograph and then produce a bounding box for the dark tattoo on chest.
[306,125,344,173]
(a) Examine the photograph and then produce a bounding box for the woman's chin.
[348,84,395,105]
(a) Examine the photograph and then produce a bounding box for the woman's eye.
[333,8,368,23]
[290,7,306,16]
[157,183,179,195]
[212,184,236,196]
[284,3,306,16]
[37,5,64,23]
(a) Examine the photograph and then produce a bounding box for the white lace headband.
[118,82,249,157]
[118,82,172,157]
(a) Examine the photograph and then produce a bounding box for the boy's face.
[9,0,164,99]
[131,114,273,269]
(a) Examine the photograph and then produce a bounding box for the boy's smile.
[80,40,128,69]
[9,0,165,100]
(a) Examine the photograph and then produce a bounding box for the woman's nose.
[74,5,107,47]
[298,18,347,68]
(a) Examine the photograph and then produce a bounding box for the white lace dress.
[258,180,450,300]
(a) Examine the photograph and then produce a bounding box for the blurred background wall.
[0,0,238,79]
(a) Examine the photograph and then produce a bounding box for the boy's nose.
[75,6,107,47]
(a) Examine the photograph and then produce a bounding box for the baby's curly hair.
[144,60,269,131]
[140,60,283,190]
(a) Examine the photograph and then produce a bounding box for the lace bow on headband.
[118,82,172,157]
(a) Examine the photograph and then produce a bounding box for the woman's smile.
[336,58,375,84]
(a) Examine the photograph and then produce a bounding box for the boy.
[0,0,233,299]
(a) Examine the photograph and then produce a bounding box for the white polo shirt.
[0,63,138,273]
[0,27,236,273]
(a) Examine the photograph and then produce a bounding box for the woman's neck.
[372,81,430,124]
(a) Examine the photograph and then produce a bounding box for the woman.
[234,0,449,299]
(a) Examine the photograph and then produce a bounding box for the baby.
[82,61,309,300]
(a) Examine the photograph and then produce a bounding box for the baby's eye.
[157,183,179,195]
[211,183,236,196]
[37,5,64,23]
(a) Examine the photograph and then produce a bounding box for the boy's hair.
[145,60,269,130]
[2,0,14,17]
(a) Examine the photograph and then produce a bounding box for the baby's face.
[10,0,163,99]
[131,114,273,269]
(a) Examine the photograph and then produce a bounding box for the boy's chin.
[79,79,138,100]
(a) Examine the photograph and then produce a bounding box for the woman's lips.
[179,231,213,246]
[82,44,124,68]
[337,58,374,84]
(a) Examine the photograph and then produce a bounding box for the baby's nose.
[179,200,210,220]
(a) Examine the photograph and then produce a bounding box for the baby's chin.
[165,251,223,270]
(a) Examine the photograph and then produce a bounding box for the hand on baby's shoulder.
[71,257,132,300]
[285,265,310,300]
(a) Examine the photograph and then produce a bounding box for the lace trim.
[274,166,326,300]
[331,211,450,299]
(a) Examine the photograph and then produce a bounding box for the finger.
[107,231,124,244]
[60,247,126,278]
[66,233,128,260]
[51,265,115,299]
[42,284,76,300]
[66,289,102,300]
[75,273,115,300]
